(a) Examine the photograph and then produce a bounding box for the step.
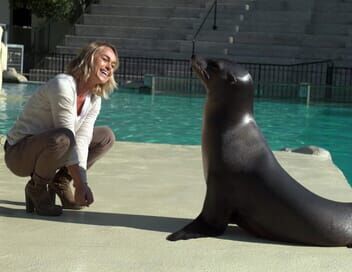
[216,0,252,4]
[204,9,246,20]
[194,51,298,65]
[195,32,304,46]
[305,23,350,36]
[312,12,352,24]
[229,44,300,59]
[75,24,192,40]
[251,0,315,11]
[63,35,184,52]
[296,47,346,60]
[314,2,352,12]
[90,4,203,18]
[334,60,352,68]
[231,55,298,65]
[244,10,312,23]
[233,32,349,48]
[213,3,251,13]
[114,48,190,59]
[186,41,300,58]
[190,30,238,43]
[56,45,190,59]
[300,35,348,48]
[239,22,307,34]
[195,17,245,31]
[58,43,298,63]
[82,14,197,29]
[59,37,340,62]
[100,0,206,8]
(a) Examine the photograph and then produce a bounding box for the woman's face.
[90,46,117,85]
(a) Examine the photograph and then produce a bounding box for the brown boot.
[25,179,62,216]
[49,167,82,210]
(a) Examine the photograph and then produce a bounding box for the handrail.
[192,0,218,56]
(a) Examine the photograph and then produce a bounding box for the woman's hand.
[74,182,94,206]
[67,164,94,206]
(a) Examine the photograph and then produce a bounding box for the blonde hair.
[66,41,119,98]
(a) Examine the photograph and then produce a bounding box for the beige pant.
[4,126,115,184]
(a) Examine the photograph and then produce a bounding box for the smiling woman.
[67,42,119,98]
[67,44,118,115]
[3,41,119,216]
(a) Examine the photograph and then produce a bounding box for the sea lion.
[167,55,352,247]
[281,145,332,160]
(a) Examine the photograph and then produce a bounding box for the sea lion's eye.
[227,73,237,84]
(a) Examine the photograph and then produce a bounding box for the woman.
[4,41,119,216]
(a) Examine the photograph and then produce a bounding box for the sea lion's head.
[191,55,254,110]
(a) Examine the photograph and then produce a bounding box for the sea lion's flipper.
[167,180,229,241]
[166,215,225,241]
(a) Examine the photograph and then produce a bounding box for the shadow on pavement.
[0,201,290,246]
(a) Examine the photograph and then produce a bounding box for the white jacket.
[7,74,101,172]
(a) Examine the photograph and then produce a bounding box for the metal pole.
[191,0,218,58]
[191,40,195,57]
[306,84,311,106]
[213,0,218,30]
[325,63,333,100]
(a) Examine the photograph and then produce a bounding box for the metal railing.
[192,0,218,56]
[7,44,24,73]
[27,53,352,102]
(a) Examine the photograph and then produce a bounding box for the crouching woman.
[4,41,119,216]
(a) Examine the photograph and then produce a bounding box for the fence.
[27,53,352,102]
[7,44,24,73]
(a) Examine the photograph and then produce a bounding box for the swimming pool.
[1,83,351,185]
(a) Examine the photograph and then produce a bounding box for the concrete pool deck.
[0,141,351,272]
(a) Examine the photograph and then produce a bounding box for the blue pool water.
[1,83,351,185]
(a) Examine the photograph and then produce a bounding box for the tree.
[10,0,92,22]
